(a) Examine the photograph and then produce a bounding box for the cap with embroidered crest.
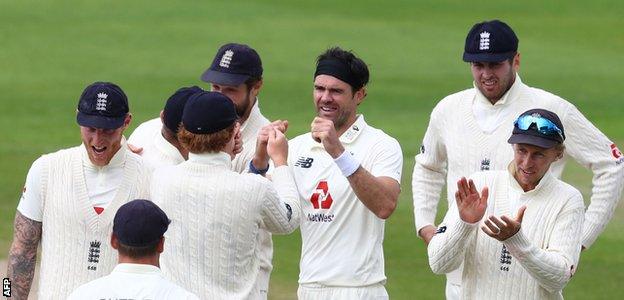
[77,82,129,129]
[200,43,263,86]
[463,20,519,63]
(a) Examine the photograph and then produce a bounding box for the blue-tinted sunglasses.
[514,114,564,139]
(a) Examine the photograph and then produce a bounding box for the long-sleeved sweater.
[150,152,300,299]
[413,75,624,252]
[428,169,584,300]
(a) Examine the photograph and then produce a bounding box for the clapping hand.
[482,206,526,241]
[455,177,488,224]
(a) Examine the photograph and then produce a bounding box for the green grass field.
[1,0,623,298]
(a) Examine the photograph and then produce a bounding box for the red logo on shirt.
[310,181,333,209]
[611,143,622,159]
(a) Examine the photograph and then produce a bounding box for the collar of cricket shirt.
[474,74,523,107]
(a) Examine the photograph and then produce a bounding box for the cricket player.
[128,85,203,171]
[413,20,624,299]
[128,43,276,296]
[7,82,150,299]
[68,199,198,299]
[429,109,584,299]
[150,91,300,299]
[265,46,403,299]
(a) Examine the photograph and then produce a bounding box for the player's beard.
[236,92,253,120]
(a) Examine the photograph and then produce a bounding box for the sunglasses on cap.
[514,114,564,139]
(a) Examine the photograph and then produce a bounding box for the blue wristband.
[249,160,269,175]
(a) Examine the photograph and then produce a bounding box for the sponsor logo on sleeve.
[611,143,624,165]
[435,226,447,234]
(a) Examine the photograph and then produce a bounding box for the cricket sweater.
[36,145,150,299]
[428,169,584,300]
[150,152,300,299]
[413,75,624,253]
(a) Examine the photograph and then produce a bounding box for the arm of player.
[7,211,42,299]
[561,104,624,248]
[311,117,402,219]
[260,127,301,234]
[501,194,585,293]
[347,169,400,219]
[429,177,488,274]
[413,105,448,241]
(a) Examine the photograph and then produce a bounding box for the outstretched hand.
[455,177,488,224]
[482,206,526,241]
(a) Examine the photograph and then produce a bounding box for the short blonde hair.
[178,123,235,153]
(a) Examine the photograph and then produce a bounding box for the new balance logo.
[310,181,333,209]
[219,50,234,68]
[294,156,314,168]
[96,92,108,111]
[479,31,491,50]
[435,226,447,234]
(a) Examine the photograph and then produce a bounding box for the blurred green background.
[1,0,622,298]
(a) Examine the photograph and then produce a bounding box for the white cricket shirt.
[288,115,403,286]
[67,263,199,300]
[18,142,128,220]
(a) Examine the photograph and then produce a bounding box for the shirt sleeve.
[17,156,47,222]
[560,103,624,248]
[368,136,403,183]
[412,103,448,234]
[503,193,584,293]
[260,166,301,234]
[427,215,478,275]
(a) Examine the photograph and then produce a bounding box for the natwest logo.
[310,181,333,209]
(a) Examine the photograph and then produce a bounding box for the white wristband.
[333,151,360,177]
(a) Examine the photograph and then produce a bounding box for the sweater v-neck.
[74,145,137,233]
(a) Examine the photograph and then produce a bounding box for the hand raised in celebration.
[267,127,288,167]
[482,206,526,241]
[455,177,488,224]
[311,117,344,158]
[253,120,288,169]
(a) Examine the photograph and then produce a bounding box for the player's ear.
[354,86,366,105]
[157,237,165,254]
[111,234,119,250]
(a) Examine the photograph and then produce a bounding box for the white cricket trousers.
[298,283,388,300]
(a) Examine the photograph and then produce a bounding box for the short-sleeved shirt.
[17,143,127,220]
[288,115,403,286]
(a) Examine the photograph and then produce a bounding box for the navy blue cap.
[113,199,170,247]
[163,86,203,133]
[200,43,263,86]
[77,82,129,129]
[508,109,565,149]
[463,20,519,62]
[182,91,237,134]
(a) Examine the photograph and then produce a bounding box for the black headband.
[314,59,361,90]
